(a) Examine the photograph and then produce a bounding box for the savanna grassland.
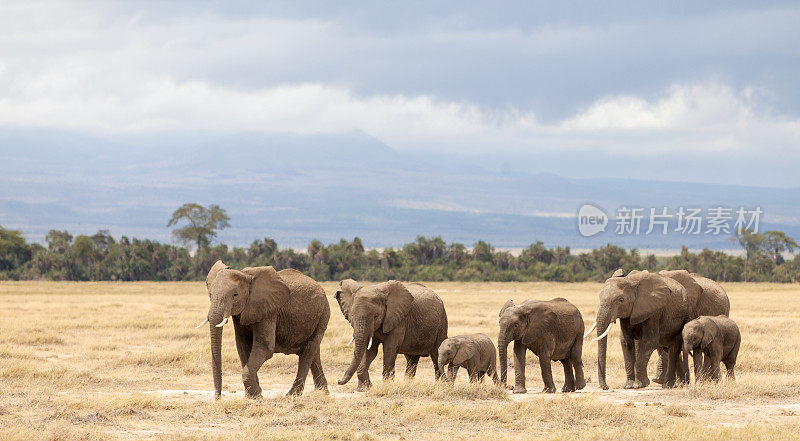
[1,281,799,440]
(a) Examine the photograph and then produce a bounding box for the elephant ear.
[610,268,625,278]
[499,299,515,317]
[629,273,670,326]
[378,280,414,333]
[334,279,362,322]
[701,318,719,348]
[452,338,478,365]
[206,260,229,289]
[238,266,290,326]
[522,303,558,347]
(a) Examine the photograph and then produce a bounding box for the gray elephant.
[652,270,730,384]
[334,280,448,391]
[201,260,329,398]
[437,334,499,384]
[682,315,740,381]
[498,298,585,393]
[590,270,690,390]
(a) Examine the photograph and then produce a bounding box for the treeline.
[1,226,798,282]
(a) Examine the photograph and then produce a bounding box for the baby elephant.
[437,334,499,384]
[498,298,585,393]
[682,315,741,382]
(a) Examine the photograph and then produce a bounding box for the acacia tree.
[167,203,230,251]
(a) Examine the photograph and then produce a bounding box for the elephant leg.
[708,348,723,381]
[561,359,575,393]
[652,348,667,384]
[723,356,736,381]
[429,349,442,380]
[243,323,275,398]
[570,337,586,390]
[632,323,659,389]
[512,341,527,393]
[448,364,458,382]
[287,342,318,396]
[356,340,379,391]
[620,328,636,389]
[663,343,681,389]
[724,339,740,381]
[490,367,500,385]
[233,322,253,368]
[382,345,398,380]
[467,366,478,382]
[692,350,704,381]
[404,355,420,378]
[700,353,713,380]
[310,350,328,392]
[539,356,556,393]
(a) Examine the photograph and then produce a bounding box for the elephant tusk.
[194,318,209,329]
[367,338,373,350]
[347,336,354,345]
[215,317,229,328]
[591,322,614,342]
[583,321,597,338]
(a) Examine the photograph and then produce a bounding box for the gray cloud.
[0,0,798,185]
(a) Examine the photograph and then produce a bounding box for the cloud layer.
[1,1,799,183]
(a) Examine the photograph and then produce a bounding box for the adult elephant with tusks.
[588,269,690,390]
[199,260,330,399]
[334,279,448,391]
[652,270,730,384]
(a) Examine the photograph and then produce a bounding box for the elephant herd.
[198,260,740,399]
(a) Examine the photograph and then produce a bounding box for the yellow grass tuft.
[1,281,799,440]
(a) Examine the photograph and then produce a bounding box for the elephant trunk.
[339,318,371,385]
[437,358,449,382]
[682,340,692,383]
[210,324,223,399]
[498,324,509,388]
[595,309,614,390]
[208,298,227,399]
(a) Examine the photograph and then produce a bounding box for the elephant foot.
[512,386,527,394]
[623,379,636,389]
[355,380,371,392]
[246,387,263,399]
[286,386,304,396]
[632,378,649,389]
[214,392,221,401]
[575,378,586,390]
[542,386,557,393]
[561,384,575,393]
[652,376,664,384]
[315,384,330,394]
[599,383,609,391]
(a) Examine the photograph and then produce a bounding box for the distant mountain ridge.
[1,129,798,249]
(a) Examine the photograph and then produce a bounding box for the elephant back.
[277,268,327,301]
[693,276,730,317]
[542,298,584,340]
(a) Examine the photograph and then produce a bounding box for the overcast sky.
[1,1,799,185]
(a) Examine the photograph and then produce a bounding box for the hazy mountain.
[1,129,798,250]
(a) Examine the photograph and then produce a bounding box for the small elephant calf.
[437,334,499,384]
[682,315,741,382]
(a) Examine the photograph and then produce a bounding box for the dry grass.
[1,281,799,440]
